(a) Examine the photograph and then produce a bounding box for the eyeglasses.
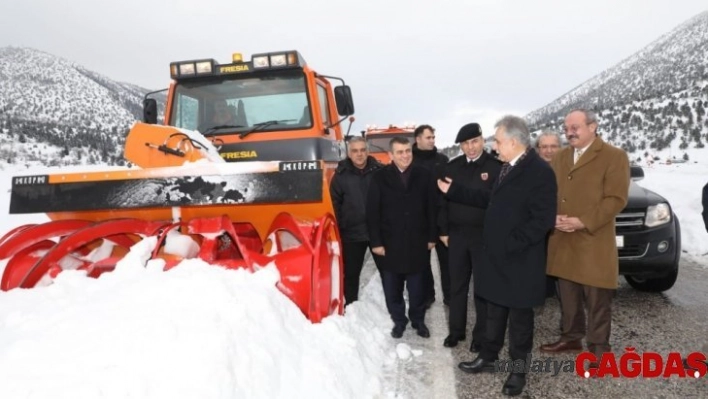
[564,123,590,134]
[539,145,559,150]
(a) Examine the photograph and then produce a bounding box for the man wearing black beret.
[438,123,502,350]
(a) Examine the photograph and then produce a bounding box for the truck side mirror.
[630,165,644,181]
[143,99,158,124]
[334,85,355,116]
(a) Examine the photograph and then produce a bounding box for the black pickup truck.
[616,165,681,292]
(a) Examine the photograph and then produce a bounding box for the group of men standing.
[331,109,631,397]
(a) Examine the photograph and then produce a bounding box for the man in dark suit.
[367,137,437,339]
[437,115,557,397]
[438,123,501,350]
[412,124,450,308]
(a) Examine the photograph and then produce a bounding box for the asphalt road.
[370,255,708,399]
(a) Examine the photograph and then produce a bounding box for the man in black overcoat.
[411,124,450,307]
[438,123,501,350]
[367,137,437,339]
[438,115,557,397]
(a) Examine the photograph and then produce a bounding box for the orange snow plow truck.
[0,50,356,323]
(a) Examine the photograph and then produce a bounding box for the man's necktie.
[574,149,584,164]
[498,162,511,182]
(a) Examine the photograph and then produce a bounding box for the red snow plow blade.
[1,160,343,323]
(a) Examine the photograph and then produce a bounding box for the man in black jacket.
[412,124,450,308]
[367,137,437,339]
[439,123,501,350]
[330,136,383,305]
[438,115,557,397]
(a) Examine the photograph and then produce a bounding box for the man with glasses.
[541,109,630,366]
[534,130,564,302]
[535,130,562,163]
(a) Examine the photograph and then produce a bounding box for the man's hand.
[555,215,567,225]
[555,215,585,232]
[371,246,385,256]
[437,177,452,193]
[440,236,449,247]
[428,242,436,250]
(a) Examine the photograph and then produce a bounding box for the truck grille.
[618,243,649,259]
[615,209,645,233]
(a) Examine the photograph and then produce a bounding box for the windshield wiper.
[239,119,296,139]
[202,124,246,136]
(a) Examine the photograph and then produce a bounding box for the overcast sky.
[1,0,706,145]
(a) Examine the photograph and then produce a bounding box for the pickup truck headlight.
[645,203,671,227]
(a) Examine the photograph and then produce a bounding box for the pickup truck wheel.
[624,269,678,292]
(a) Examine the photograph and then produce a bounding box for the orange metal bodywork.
[44,63,343,242]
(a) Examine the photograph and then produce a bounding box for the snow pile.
[0,238,391,399]
[639,162,708,259]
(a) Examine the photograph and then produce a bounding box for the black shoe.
[424,297,435,310]
[391,324,405,339]
[443,335,466,348]
[458,357,496,374]
[412,322,430,338]
[501,373,526,396]
[469,341,482,353]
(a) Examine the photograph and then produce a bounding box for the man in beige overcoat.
[541,109,630,362]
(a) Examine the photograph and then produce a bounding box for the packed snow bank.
[0,239,390,399]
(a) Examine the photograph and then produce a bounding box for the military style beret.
[455,123,483,143]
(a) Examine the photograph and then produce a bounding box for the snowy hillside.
[526,10,708,161]
[0,47,164,166]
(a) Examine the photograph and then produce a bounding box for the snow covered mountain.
[0,47,163,166]
[526,11,708,162]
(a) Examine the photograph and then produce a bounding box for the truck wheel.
[624,269,678,292]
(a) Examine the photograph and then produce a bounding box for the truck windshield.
[366,133,414,152]
[169,69,311,135]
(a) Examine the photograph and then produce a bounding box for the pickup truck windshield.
[169,69,311,136]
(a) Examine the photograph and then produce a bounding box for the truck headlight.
[645,203,671,227]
